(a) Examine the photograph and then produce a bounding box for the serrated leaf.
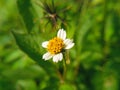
[17,0,34,33]
[12,31,56,76]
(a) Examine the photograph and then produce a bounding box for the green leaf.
[12,31,56,76]
[17,0,34,33]
[16,80,37,90]
[59,83,76,90]
[74,15,93,55]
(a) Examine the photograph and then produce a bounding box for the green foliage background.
[0,0,120,90]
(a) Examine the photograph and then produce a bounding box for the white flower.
[42,29,74,63]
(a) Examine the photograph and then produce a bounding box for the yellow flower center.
[47,37,64,54]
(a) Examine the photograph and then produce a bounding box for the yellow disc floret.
[47,37,64,54]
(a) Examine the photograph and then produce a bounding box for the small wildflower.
[42,29,74,63]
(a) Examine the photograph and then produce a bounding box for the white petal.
[53,53,63,63]
[58,53,63,61]
[65,43,74,49]
[42,52,53,60]
[64,39,73,46]
[57,29,66,40]
[42,41,49,48]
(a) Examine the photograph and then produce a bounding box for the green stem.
[101,0,108,66]
[63,57,67,81]
[62,50,70,82]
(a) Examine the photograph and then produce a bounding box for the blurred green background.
[0,0,120,90]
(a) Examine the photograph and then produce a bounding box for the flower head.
[42,29,74,63]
